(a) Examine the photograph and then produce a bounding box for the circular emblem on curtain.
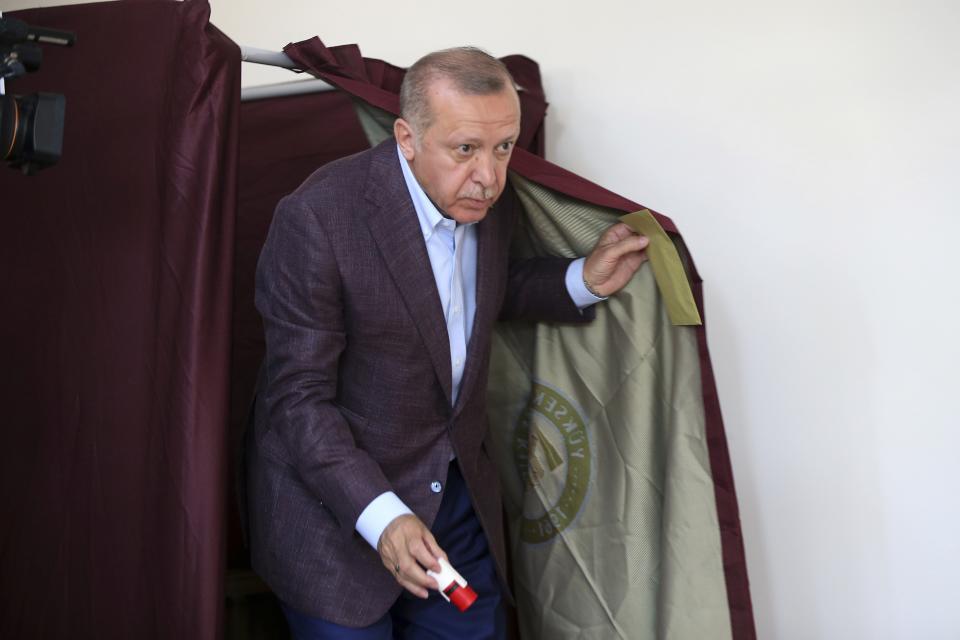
[513,381,592,544]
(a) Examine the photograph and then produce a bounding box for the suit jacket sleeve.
[498,256,595,323]
[496,184,597,324]
[255,192,393,536]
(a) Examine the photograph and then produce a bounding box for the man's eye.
[457,144,472,154]
[498,141,514,152]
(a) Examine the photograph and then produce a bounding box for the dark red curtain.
[0,1,238,639]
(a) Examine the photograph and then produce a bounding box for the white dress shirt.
[354,145,603,550]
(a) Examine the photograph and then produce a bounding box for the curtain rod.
[238,45,529,102]
[241,79,336,102]
[240,46,335,101]
[241,46,299,70]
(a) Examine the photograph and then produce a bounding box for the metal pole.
[241,78,335,102]
[240,46,299,70]
[239,46,335,101]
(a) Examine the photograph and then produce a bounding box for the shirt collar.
[397,144,454,243]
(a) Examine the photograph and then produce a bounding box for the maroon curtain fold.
[280,37,756,640]
[0,1,239,639]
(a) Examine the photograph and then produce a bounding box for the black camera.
[0,15,75,175]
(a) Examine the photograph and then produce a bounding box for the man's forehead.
[426,80,520,128]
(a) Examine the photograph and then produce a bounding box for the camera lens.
[0,93,23,160]
[1,92,65,172]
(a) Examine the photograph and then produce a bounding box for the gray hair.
[399,47,517,134]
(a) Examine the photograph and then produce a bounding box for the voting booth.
[0,2,754,638]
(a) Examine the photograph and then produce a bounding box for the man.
[246,47,648,639]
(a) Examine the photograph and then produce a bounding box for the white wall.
[6,0,958,637]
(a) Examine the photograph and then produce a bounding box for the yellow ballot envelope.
[620,210,702,326]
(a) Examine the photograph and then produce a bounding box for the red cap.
[449,585,478,612]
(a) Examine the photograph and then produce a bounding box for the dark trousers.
[281,461,505,639]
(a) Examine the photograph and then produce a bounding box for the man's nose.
[472,152,496,187]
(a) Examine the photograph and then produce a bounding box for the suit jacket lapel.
[453,202,503,417]
[363,141,454,406]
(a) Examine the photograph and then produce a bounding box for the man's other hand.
[583,223,649,297]
[377,514,448,598]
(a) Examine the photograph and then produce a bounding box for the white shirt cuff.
[566,257,606,309]
[355,491,414,550]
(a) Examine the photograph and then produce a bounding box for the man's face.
[396,78,521,225]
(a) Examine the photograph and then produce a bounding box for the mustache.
[458,185,498,201]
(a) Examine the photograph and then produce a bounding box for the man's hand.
[583,223,649,297]
[377,514,448,598]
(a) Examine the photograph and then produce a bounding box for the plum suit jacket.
[246,138,589,626]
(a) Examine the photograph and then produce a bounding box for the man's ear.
[394,118,417,161]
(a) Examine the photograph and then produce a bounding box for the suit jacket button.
[430,481,442,493]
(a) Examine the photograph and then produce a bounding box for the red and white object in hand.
[427,557,477,612]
